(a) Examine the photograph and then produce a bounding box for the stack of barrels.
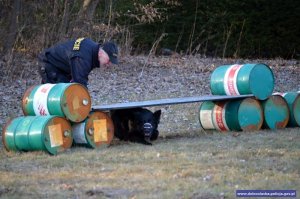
[199,63,300,132]
[2,83,114,155]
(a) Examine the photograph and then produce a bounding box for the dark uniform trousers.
[38,56,71,84]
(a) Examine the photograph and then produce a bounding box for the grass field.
[0,127,299,199]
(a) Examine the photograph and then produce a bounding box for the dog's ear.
[153,110,161,123]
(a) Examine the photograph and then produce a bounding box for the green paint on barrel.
[22,83,91,122]
[210,64,274,100]
[216,98,263,131]
[14,116,36,151]
[200,98,263,132]
[2,116,73,155]
[261,95,289,129]
[237,98,263,131]
[224,100,243,131]
[47,83,66,117]
[199,101,215,130]
[281,92,300,127]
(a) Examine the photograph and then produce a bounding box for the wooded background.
[1,0,299,59]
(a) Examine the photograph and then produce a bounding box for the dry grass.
[0,127,299,199]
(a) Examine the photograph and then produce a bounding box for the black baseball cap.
[102,41,119,64]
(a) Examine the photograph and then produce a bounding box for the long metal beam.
[92,94,254,111]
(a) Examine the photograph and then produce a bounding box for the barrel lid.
[43,116,72,155]
[61,83,91,122]
[249,64,274,100]
[262,95,289,129]
[238,98,263,131]
[84,111,114,148]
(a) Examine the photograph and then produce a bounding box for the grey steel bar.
[92,94,254,111]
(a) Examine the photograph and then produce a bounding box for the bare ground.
[0,55,300,198]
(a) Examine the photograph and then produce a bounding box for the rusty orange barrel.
[210,64,274,100]
[2,116,72,155]
[274,92,300,127]
[261,95,290,129]
[72,111,114,148]
[22,83,91,122]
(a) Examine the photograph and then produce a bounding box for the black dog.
[111,108,161,145]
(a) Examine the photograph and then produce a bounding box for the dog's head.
[129,109,161,143]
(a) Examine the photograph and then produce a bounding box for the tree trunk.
[4,0,21,54]
[70,0,100,38]
[58,0,72,40]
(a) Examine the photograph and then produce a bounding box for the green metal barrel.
[72,111,114,148]
[236,98,263,131]
[199,98,263,132]
[22,83,91,122]
[261,95,290,129]
[199,101,216,130]
[210,64,274,100]
[2,116,73,155]
[211,101,232,131]
[275,92,300,127]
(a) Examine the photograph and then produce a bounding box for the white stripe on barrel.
[199,109,215,129]
[273,92,287,97]
[33,84,55,115]
[223,64,242,95]
[213,103,229,131]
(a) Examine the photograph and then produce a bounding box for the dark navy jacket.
[40,38,100,87]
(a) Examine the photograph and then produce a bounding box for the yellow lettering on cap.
[73,37,85,51]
